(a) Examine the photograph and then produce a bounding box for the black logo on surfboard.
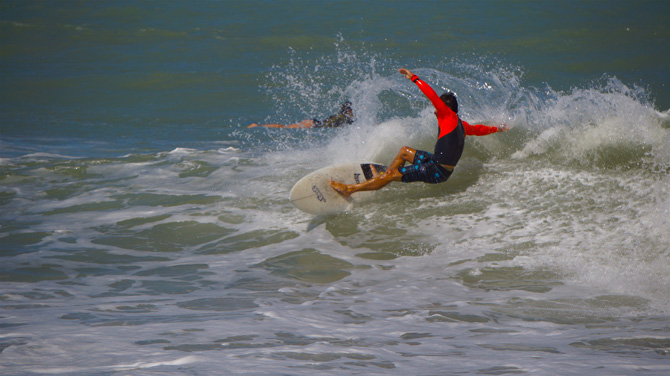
[312,185,326,202]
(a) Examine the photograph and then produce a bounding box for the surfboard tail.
[290,162,388,215]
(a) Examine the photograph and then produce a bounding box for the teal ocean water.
[2,1,670,375]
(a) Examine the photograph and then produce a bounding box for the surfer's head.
[440,92,458,114]
[339,101,353,118]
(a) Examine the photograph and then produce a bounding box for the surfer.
[247,101,354,128]
[330,68,509,197]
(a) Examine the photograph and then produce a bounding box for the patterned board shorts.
[399,150,452,184]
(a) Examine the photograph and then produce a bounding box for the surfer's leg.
[330,146,414,197]
[388,146,417,171]
[330,169,403,197]
[369,164,382,178]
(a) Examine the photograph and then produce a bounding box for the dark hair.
[339,101,352,114]
[440,92,458,114]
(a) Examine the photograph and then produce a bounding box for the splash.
[255,39,669,174]
[261,34,399,127]
[512,77,668,170]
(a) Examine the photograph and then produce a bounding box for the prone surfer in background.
[330,68,509,197]
[247,101,354,128]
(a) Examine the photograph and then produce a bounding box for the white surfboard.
[289,163,387,215]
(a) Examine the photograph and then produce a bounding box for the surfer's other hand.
[399,68,413,79]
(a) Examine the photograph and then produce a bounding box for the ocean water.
[1,1,670,375]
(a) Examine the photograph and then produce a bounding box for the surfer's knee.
[398,146,416,160]
[398,146,412,156]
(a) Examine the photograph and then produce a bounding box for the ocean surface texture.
[1,1,669,375]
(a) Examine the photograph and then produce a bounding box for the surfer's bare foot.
[329,180,352,197]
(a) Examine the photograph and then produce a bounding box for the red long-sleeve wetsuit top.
[411,74,499,166]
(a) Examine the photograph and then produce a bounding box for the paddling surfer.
[248,102,354,128]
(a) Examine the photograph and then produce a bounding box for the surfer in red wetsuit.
[248,102,354,128]
[330,68,508,197]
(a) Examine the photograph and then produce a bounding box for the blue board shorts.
[400,150,452,184]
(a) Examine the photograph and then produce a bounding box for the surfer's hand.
[498,125,510,132]
[399,68,413,79]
